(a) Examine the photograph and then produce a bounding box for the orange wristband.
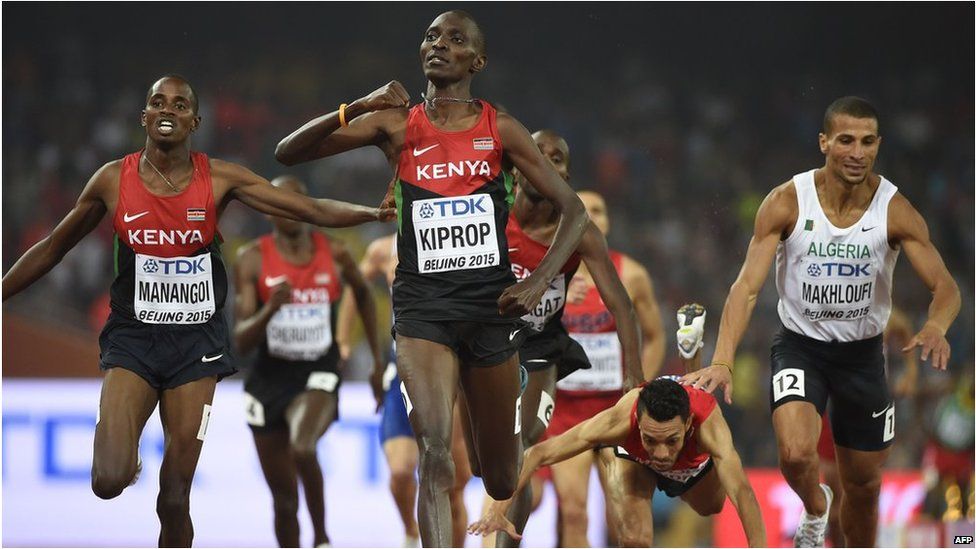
[339,103,348,127]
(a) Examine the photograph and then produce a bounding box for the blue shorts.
[380,365,414,444]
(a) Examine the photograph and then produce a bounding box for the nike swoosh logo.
[508,248,519,253]
[201,353,224,363]
[265,275,288,287]
[871,405,891,418]
[524,359,550,363]
[123,211,149,223]
[861,226,876,232]
[413,144,439,156]
[509,329,521,342]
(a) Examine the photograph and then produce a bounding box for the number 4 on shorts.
[772,368,805,401]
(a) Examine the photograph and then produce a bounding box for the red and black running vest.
[111,151,225,324]
[558,250,626,395]
[255,232,342,367]
[392,101,516,322]
[506,213,580,334]
[618,380,716,483]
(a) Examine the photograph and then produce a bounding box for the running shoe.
[676,303,706,359]
[794,483,833,547]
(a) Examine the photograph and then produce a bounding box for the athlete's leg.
[457,354,522,501]
[384,437,421,542]
[397,334,461,548]
[550,449,595,547]
[835,445,890,547]
[285,389,340,547]
[678,466,727,516]
[773,401,827,516]
[456,387,482,478]
[496,367,557,547]
[613,459,656,547]
[820,456,845,547]
[91,368,158,499]
[451,403,472,548]
[156,375,218,547]
[253,429,300,547]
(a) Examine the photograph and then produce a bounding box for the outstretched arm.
[275,81,409,165]
[578,223,643,389]
[622,256,665,380]
[214,159,389,228]
[681,182,796,403]
[888,194,960,371]
[3,162,113,301]
[332,239,385,410]
[469,390,636,539]
[697,407,766,547]
[497,114,588,317]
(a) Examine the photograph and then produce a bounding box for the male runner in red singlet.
[275,11,588,546]
[335,234,473,548]
[547,189,666,546]
[469,377,766,547]
[1,75,388,547]
[489,129,643,547]
[683,97,960,547]
[234,176,385,547]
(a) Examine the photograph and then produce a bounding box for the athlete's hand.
[680,363,734,404]
[368,364,385,412]
[377,171,399,222]
[357,81,410,112]
[467,503,520,540]
[267,280,292,313]
[375,205,397,223]
[567,273,590,305]
[902,322,950,371]
[498,276,547,318]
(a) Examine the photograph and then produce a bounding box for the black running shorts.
[393,318,526,367]
[769,326,893,452]
[243,354,341,433]
[99,311,237,390]
[520,323,592,380]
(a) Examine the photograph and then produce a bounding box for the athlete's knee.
[272,490,300,518]
[842,471,882,502]
[418,437,456,491]
[91,470,130,500]
[618,520,651,547]
[289,440,320,466]
[559,496,589,528]
[390,467,417,493]
[778,440,818,474]
[481,463,517,500]
[695,497,726,517]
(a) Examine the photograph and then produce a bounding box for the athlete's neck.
[815,167,877,216]
[422,81,480,124]
[143,140,192,171]
[273,229,312,255]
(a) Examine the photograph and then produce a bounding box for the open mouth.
[426,55,448,66]
[158,120,175,135]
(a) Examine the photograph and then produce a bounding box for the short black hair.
[146,74,199,114]
[823,96,878,135]
[637,378,690,423]
[443,9,486,54]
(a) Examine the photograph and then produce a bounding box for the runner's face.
[819,114,880,185]
[515,133,570,200]
[141,78,199,144]
[637,414,689,471]
[420,13,485,84]
[579,192,609,235]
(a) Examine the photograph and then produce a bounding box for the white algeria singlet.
[775,169,900,342]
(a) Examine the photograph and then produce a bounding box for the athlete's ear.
[684,415,693,432]
[470,53,487,74]
[141,110,147,127]
[191,115,202,132]
[818,132,828,154]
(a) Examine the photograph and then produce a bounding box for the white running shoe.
[402,535,420,548]
[676,303,706,359]
[794,483,833,547]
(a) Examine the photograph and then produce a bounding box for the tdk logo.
[144,257,207,275]
[422,196,489,218]
[807,262,870,277]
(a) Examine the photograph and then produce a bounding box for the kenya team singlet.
[506,213,581,334]
[392,101,516,322]
[111,151,226,325]
[775,169,899,341]
[255,232,342,368]
[558,250,626,394]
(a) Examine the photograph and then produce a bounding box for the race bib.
[413,193,499,273]
[557,332,623,392]
[134,252,215,324]
[266,302,332,361]
[513,265,566,332]
[798,255,878,322]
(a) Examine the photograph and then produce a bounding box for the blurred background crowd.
[3,3,972,545]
